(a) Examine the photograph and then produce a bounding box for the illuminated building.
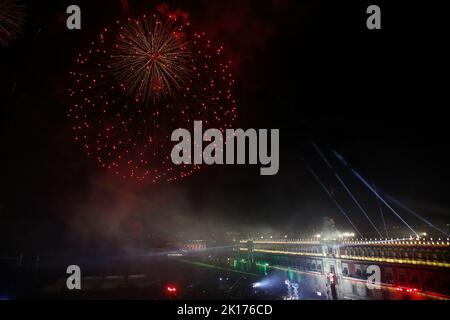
[238,237,450,299]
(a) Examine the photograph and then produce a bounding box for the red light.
[396,286,418,293]
[166,286,177,293]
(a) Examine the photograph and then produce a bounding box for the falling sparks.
[0,0,26,46]
[67,12,238,183]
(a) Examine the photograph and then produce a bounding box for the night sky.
[1,0,449,256]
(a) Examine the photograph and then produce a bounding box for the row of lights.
[241,247,450,268]
[248,240,321,245]
[339,255,450,268]
[248,233,356,240]
[240,247,325,257]
[241,237,450,246]
[343,238,450,246]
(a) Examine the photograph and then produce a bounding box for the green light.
[289,269,294,281]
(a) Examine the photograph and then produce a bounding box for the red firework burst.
[67,13,238,183]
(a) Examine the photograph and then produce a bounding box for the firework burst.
[68,12,238,183]
[0,0,26,46]
[111,14,192,104]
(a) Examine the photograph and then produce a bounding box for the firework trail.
[68,12,238,183]
[0,0,26,46]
